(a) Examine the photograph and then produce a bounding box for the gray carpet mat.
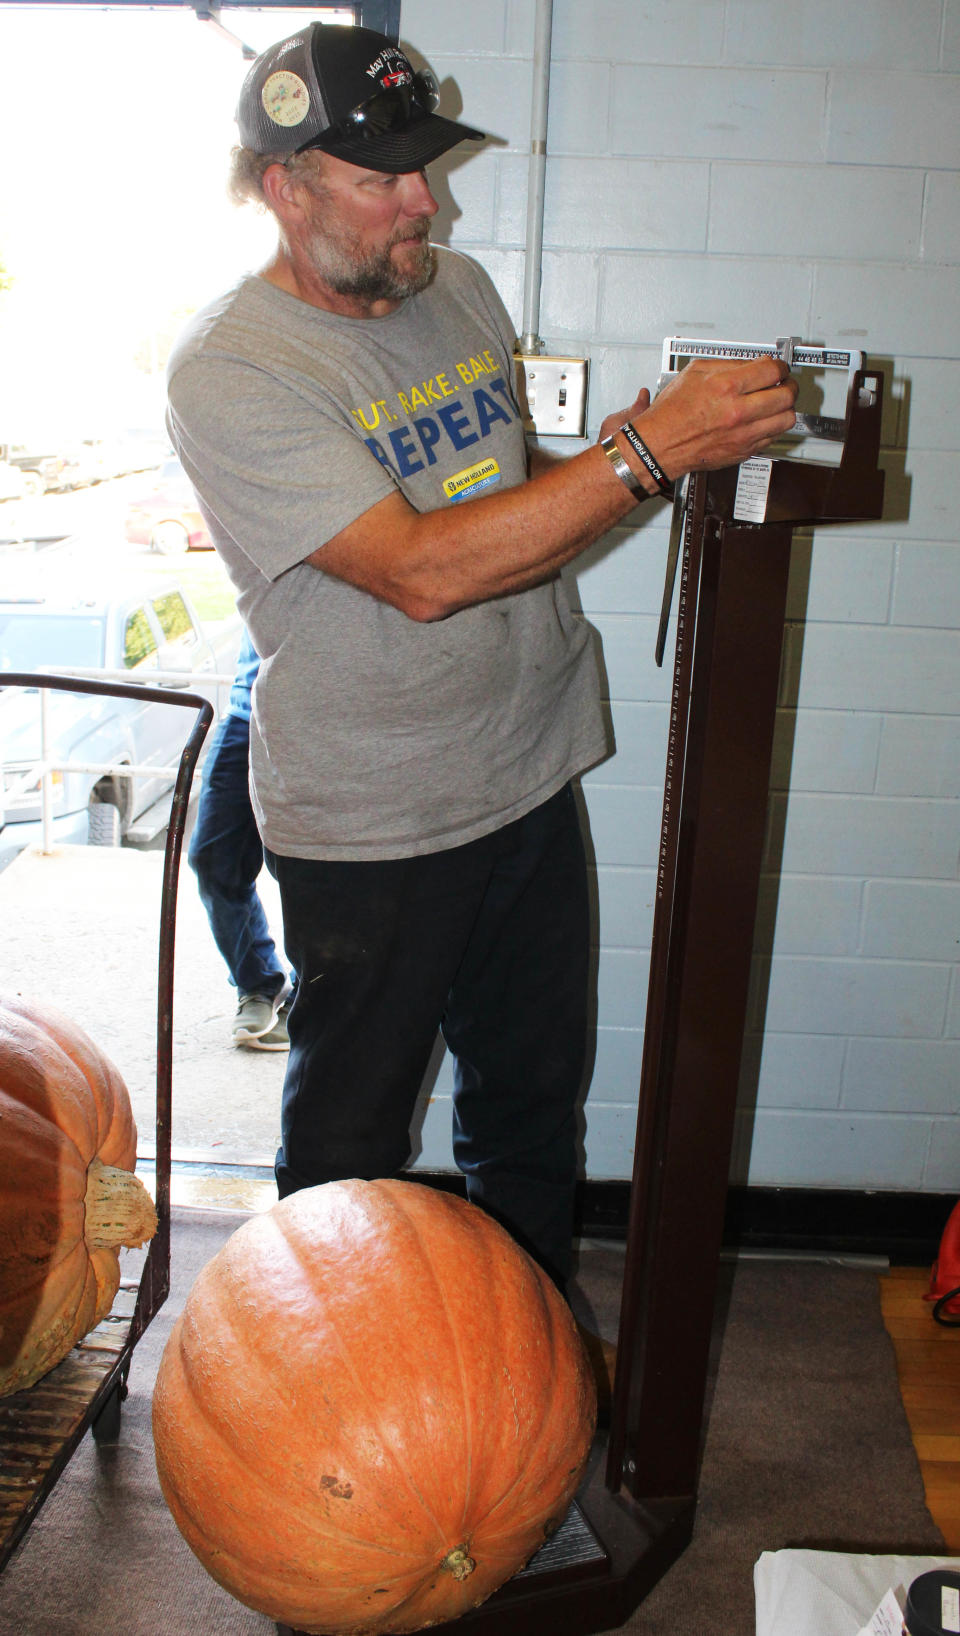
[0,1212,942,1636]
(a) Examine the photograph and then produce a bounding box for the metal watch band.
[600,435,647,499]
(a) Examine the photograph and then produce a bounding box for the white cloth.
[754,1548,960,1636]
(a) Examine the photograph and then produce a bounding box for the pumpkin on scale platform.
[0,993,157,1397]
[152,1178,597,1634]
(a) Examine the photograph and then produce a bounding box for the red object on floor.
[925,1199,960,1321]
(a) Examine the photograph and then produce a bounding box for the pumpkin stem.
[84,1158,157,1251]
[441,1547,476,1582]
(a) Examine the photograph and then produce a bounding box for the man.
[188,627,294,1049]
[167,22,796,1292]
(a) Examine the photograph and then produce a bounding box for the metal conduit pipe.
[518,0,554,356]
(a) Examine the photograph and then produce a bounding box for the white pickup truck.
[0,578,241,870]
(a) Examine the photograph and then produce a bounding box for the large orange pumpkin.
[0,993,157,1396]
[153,1179,596,1634]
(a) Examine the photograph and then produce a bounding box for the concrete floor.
[1,842,288,1210]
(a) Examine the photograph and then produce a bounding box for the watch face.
[262,70,311,128]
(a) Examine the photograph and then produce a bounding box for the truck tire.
[88,800,122,846]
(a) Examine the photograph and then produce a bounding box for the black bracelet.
[619,422,674,497]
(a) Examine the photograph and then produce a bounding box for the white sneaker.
[244,1000,290,1052]
[232,992,282,1047]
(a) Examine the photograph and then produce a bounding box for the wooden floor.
[880,1265,960,1549]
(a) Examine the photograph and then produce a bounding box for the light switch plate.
[515,354,589,437]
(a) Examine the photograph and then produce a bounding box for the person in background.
[188,628,293,1049]
[167,24,796,1310]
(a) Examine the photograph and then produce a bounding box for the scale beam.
[654,337,885,664]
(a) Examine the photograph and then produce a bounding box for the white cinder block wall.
[403,0,960,1194]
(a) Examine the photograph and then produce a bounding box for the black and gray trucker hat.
[236,23,485,173]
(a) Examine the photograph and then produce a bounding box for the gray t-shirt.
[167,248,608,859]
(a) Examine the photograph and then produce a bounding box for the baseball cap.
[236,23,485,173]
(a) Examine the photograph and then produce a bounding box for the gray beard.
[306,221,436,303]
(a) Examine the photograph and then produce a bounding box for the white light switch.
[515,355,589,437]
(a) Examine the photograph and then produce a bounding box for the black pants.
[265,783,590,1286]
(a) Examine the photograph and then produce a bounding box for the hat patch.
[261,70,310,128]
[365,47,413,90]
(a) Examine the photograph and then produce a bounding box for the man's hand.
[599,388,651,444]
[629,357,798,481]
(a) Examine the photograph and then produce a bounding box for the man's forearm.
[313,435,643,620]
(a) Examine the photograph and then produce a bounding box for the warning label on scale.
[733,458,773,523]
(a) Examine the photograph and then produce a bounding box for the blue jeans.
[188,711,288,1001]
[265,783,590,1286]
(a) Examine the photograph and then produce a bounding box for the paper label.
[733,457,773,523]
[856,1587,904,1636]
[944,1583,960,1633]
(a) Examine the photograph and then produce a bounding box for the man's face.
[295,152,440,304]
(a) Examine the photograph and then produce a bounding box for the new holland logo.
[443,459,502,504]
